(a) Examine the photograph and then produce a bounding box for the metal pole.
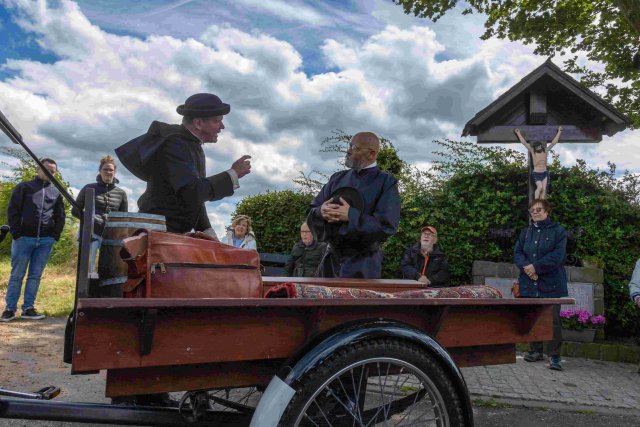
[0,109,80,211]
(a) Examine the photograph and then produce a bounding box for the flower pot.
[561,328,596,342]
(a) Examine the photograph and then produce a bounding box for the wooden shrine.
[462,59,631,144]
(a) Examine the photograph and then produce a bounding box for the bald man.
[308,132,400,278]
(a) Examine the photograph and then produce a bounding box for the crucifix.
[514,126,562,200]
[462,59,631,204]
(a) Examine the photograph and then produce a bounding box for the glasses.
[348,143,372,151]
[529,207,545,213]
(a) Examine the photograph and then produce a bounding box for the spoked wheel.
[279,339,466,427]
[207,387,261,413]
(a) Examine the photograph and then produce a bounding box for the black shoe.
[549,356,563,371]
[523,351,544,362]
[21,308,45,320]
[1,310,16,322]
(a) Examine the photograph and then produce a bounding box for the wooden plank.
[105,360,280,397]
[104,344,516,395]
[77,297,574,310]
[72,303,560,372]
[477,125,601,143]
[76,191,95,298]
[529,91,547,124]
[435,305,553,347]
[449,344,515,368]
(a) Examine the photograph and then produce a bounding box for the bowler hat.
[328,187,364,212]
[176,93,230,117]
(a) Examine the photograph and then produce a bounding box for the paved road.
[2,318,640,426]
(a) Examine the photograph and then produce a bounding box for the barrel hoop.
[107,212,166,221]
[104,222,167,231]
[101,239,124,247]
[99,276,128,287]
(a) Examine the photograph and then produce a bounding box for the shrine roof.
[462,59,632,137]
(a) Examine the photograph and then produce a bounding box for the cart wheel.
[279,339,466,427]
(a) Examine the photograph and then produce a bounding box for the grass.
[472,398,511,409]
[0,259,76,317]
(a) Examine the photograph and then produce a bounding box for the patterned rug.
[265,283,502,299]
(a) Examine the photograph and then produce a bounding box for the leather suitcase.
[119,230,262,298]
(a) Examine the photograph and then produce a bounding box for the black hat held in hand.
[328,186,364,212]
[176,93,230,118]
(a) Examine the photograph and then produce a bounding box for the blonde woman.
[222,215,257,250]
[72,155,128,272]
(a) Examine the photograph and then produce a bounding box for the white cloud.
[236,0,329,26]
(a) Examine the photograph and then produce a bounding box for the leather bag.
[119,229,262,298]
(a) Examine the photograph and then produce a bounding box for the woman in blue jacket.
[514,198,568,371]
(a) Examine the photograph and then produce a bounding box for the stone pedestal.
[472,260,604,315]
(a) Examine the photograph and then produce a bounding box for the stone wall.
[472,260,604,315]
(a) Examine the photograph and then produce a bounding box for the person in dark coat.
[514,198,568,371]
[2,159,65,322]
[284,222,327,277]
[72,155,128,272]
[115,93,251,236]
[308,132,400,279]
[400,225,450,287]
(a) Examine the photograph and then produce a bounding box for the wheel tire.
[278,338,467,427]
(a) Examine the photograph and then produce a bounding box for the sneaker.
[0,310,16,322]
[21,308,45,320]
[549,356,563,371]
[523,351,544,362]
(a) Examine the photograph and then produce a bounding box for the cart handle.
[0,109,80,211]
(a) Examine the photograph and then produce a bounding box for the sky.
[0,0,638,236]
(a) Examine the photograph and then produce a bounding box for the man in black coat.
[2,159,65,322]
[308,132,400,279]
[284,222,327,277]
[400,225,450,287]
[115,93,251,236]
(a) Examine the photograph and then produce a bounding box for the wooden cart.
[0,110,573,427]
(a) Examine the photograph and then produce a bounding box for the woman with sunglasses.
[514,198,568,371]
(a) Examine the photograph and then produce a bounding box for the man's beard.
[421,241,433,253]
[345,155,363,170]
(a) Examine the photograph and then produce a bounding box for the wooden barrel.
[97,212,166,297]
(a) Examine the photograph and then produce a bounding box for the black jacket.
[72,176,128,236]
[514,218,568,298]
[284,240,328,277]
[400,243,450,287]
[115,121,234,233]
[7,177,65,240]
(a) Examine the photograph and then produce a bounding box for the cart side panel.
[105,360,282,397]
[72,301,554,373]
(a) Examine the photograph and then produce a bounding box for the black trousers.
[530,304,562,357]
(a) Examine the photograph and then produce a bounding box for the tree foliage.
[0,147,77,264]
[394,0,640,126]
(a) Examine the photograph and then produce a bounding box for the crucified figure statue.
[514,126,563,199]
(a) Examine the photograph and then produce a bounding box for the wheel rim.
[293,357,450,427]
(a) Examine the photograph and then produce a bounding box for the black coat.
[308,166,401,279]
[400,243,450,287]
[7,177,65,240]
[514,218,568,298]
[71,176,128,236]
[115,121,234,233]
[284,240,327,277]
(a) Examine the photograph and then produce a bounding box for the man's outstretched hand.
[232,155,252,178]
